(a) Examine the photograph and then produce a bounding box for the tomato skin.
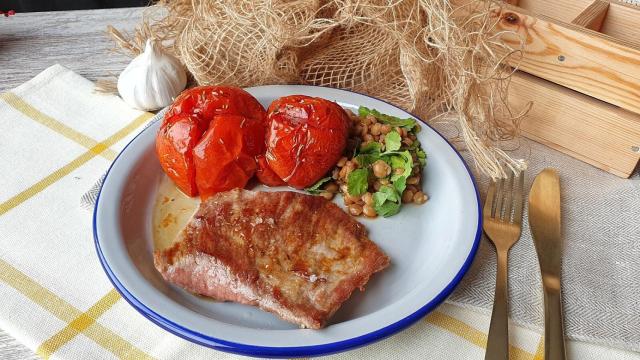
[156,86,267,197]
[193,115,264,199]
[255,155,286,186]
[165,86,266,127]
[155,114,204,196]
[265,95,349,188]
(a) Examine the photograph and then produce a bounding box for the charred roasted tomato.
[265,95,350,188]
[156,86,266,197]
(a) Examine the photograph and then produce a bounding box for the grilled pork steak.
[154,189,389,329]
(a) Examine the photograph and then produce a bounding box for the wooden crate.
[490,0,640,177]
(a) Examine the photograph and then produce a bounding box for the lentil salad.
[306,106,428,218]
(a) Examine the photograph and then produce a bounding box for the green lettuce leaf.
[358,106,416,131]
[354,141,382,167]
[376,200,401,217]
[373,185,400,217]
[393,175,407,195]
[359,142,382,155]
[373,185,399,205]
[373,185,402,217]
[355,154,379,168]
[386,150,413,182]
[384,131,401,152]
[305,177,332,194]
[417,148,427,167]
[347,168,369,196]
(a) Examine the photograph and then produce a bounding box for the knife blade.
[528,168,566,360]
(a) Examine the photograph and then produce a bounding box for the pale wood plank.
[507,0,640,44]
[510,71,640,177]
[515,0,594,22]
[492,3,640,117]
[600,2,640,48]
[571,0,610,31]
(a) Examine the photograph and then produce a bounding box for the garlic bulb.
[117,39,187,111]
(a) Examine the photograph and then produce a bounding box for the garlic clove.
[117,39,187,111]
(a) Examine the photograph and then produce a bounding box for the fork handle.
[485,248,509,360]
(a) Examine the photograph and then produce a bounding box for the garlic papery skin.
[117,39,187,111]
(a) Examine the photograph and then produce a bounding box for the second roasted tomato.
[255,155,286,187]
[265,95,350,189]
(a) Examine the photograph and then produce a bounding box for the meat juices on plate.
[154,189,389,329]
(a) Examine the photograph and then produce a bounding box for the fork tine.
[512,170,525,225]
[484,180,497,218]
[494,177,505,219]
[502,171,515,222]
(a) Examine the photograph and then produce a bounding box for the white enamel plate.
[94,85,481,358]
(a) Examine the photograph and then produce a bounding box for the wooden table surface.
[0,7,143,358]
[0,8,141,92]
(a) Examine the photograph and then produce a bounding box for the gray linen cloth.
[452,140,640,352]
[82,111,640,352]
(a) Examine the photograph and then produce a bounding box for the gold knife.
[528,168,567,360]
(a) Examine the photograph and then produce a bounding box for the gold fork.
[483,170,525,360]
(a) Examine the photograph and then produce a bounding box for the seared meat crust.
[154,189,389,328]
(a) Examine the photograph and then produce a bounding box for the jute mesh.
[107,0,528,178]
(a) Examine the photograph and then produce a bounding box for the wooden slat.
[492,3,640,117]
[516,0,593,22]
[507,0,640,46]
[509,71,640,178]
[600,2,640,48]
[571,0,610,31]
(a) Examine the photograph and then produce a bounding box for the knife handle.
[543,281,567,360]
[485,249,509,360]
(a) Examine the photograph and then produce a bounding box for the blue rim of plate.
[93,85,483,358]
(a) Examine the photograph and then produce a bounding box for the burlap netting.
[108,0,528,178]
